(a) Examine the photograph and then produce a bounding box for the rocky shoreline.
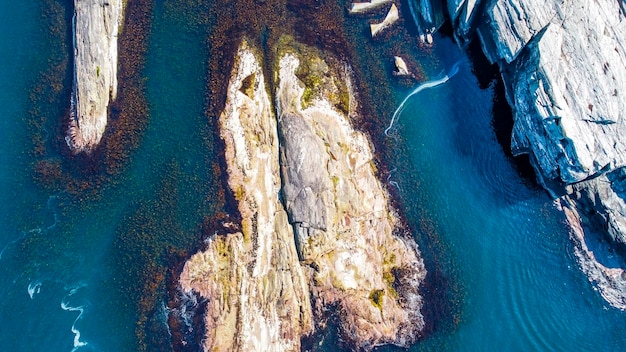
[415,0,626,309]
[177,39,426,351]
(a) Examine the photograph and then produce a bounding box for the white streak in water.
[387,167,401,191]
[0,193,62,261]
[27,280,42,299]
[385,60,462,137]
[61,283,90,352]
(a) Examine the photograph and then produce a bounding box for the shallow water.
[1,1,626,351]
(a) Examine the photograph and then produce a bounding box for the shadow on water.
[463,38,540,190]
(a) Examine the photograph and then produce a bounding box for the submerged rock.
[178,39,426,351]
[66,0,123,153]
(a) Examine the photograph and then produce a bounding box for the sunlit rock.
[67,0,123,153]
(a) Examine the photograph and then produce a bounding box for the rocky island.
[66,0,123,153]
[178,39,426,351]
[411,0,626,308]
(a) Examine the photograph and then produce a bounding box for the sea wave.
[27,280,42,299]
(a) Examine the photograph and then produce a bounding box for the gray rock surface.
[67,0,123,153]
[276,51,426,348]
[279,112,330,231]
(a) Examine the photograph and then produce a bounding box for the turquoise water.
[1,1,626,351]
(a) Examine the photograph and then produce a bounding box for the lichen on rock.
[276,48,425,349]
[178,38,427,351]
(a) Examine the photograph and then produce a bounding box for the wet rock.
[348,0,392,15]
[437,0,626,309]
[393,56,410,76]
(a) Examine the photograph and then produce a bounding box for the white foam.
[27,280,42,299]
[1,193,62,261]
[385,60,463,137]
[61,284,90,351]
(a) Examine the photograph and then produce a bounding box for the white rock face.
[179,40,427,351]
[67,0,123,153]
[464,0,626,185]
[349,0,393,14]
[180,44,314,351]
[393,56,410,76]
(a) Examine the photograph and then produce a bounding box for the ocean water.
[1,0,626,351]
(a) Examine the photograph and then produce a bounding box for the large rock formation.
[420,0,626,308]
[66,0,123,153]
[179,43,314,351]
[178,39,426,351]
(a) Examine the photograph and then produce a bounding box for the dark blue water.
[1,1,626,351]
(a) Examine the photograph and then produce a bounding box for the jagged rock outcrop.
[66,0,123,153]
[422,0,626,308]
[179,43,313,351]
[393,56,411,76]
[178,39,426,351]
[349,0,392,14]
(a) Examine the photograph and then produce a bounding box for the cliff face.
[178,40,426,351]
[66,0,123,153]
[420,0,626,308]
